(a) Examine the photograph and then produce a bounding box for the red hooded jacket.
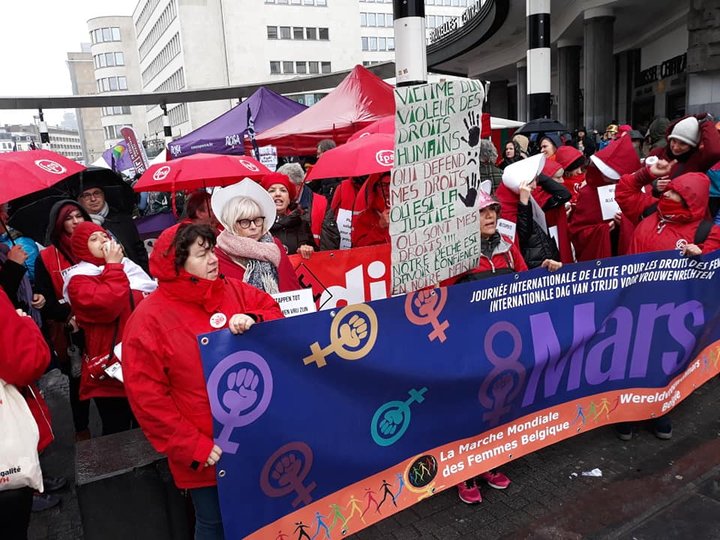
[66,223,147,400]
[122,224,283,489]
[616,169,720,254]
[351,173,391,247]
[0,291,53,452]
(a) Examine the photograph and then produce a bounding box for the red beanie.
[71,221,107,265]
[260,172,296,201]
[554,146,584,170]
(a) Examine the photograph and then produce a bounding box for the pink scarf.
[216,230,281,267]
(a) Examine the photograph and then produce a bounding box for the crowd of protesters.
[3,111,720,540]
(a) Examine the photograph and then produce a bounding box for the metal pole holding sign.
[393,0,427,87]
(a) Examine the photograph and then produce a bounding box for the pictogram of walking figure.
[361,487,380,517]
[294,521,312,540]
[311,511,331,540]
[345,494,365,525]
[377,479,397,510]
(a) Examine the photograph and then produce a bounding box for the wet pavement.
[30,370,720,539]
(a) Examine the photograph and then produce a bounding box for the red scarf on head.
[71,222,107,266]
[55,204,77,262]
[657,198,693,222]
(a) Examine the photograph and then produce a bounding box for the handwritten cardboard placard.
[390,79,485,294]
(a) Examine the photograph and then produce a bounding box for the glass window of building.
[279,26,291,39]
[293,27,304,39]
[319,27,329,40]
[111,27,121,40]
[267,26,278,39]
[270,61,281,74]
[296,61,307,74]
[282,61,294,74]
[321,62,331,74]
[361,37,369,51]
[309,61,319,74]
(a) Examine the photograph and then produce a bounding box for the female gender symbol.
[260,442,317,508]
[370,387,427,446]
[404,288,449,343]
[206,351,273,454]
[303,304,379,368]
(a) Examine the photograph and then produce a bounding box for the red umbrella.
[347,116,394,142]
[134,153,271,192]
[305,134,394,182]
[0,150,86,204]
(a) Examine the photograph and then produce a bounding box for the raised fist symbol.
[271,453,301,484]
[380,409,404,436]
[339,314,368,348]
[459,172,480,208]
[413,290,436,317]
[222,368,259,414]
[461,111,481,148]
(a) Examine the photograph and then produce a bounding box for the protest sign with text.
[199,250,720,539]
[391,79,485,294]
[289,246,391,310]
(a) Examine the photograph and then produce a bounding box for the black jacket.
[270,207,315,255]
[516,202,560,269]
[103,208,149,273]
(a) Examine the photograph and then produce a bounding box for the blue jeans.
[190,486,225,540]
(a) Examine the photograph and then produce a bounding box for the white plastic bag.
[0,379,43,492]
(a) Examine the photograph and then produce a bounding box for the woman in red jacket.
[211,179,301,294]
[34,199,91,440]
[122,222,283,540]
[64,222,156,435]
[0,290,50,540]
[351,172,391,248]
[614,161,720,441]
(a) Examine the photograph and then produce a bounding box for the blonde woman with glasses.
[211,179,301,294]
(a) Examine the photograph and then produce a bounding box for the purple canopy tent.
[167,87,307,159]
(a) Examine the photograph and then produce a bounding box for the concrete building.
[130,0,474,136]
[425,0,720,135]
[0,124,82,161]
[66,43,105,163]
[87,16,147,149]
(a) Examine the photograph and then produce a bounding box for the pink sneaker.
[456,481,482,504]
[478,470,511,490]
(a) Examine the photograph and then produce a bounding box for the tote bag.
[0,379,43,492]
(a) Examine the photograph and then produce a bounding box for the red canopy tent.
[252,65,395,156]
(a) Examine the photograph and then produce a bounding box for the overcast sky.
[0,0,138,126]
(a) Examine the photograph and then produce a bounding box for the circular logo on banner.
[238,159,259,172]
[206,350,274,454]
[153,166,171,181]
[209,312,228,329]
[34,159,66,175]
[675,238,688,251]
[169,145,182,157]
[375,150,394,167]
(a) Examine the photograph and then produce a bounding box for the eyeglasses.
[80,189,103,199]
[236,216,265,229]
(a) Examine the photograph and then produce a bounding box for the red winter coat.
[351,174,390,247]
[66,264,145,400]
[122,224,283,489]
[0,290,53,451]
[568,166,640,261]
[616,169,720,254]
[216,237,301,292]
[649,116,720,178]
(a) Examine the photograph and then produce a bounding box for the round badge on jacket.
[210,313,228,329]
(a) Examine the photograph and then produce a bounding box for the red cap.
[260,172,296,201]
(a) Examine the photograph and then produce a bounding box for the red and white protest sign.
[288,245,391,310]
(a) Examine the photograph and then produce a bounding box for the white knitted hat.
[668,117,700,147]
